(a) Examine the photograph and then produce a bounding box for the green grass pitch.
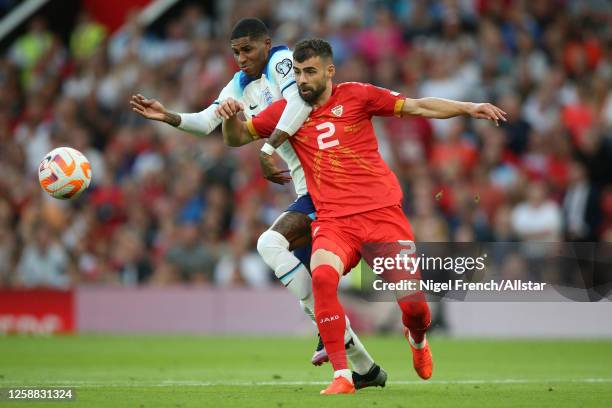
[1,335,611,407]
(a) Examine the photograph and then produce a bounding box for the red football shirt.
[249,82,405,219]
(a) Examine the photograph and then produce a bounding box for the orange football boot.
[319,376,356,395]
[403,327,433,380]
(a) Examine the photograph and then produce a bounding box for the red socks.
[397,292,431,344]
[312,264,347,371]
[313,264,430,372]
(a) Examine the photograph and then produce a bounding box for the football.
[38,147,92,200]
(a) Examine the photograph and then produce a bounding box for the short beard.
[299,85,325,104]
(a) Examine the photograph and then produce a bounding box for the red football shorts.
[311,205,418,280]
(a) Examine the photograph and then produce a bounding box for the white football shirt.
[212,46,308,197]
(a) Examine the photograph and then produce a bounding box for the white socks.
[300,298,316,322]
[345,324,375,375]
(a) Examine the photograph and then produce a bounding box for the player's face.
[294,56,335,104]
[230,36,271,78]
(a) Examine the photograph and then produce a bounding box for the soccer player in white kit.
[130,18,386,388]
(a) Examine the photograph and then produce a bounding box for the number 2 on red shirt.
[316,122,339,150]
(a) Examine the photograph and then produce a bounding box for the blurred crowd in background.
[0,0,611,289]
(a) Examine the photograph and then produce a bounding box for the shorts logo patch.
[275,58,292,77]
[313,226,320,236]
[331,105,343,117]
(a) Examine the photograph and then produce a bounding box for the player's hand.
[130,94,167,122]
[467,103,507,126]
[259,152,292,185]
[216,98,244,119]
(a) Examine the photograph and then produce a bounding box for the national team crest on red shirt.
[331,105,343,117]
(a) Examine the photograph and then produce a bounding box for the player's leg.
[257,210,314,318]
[258,195,381,381]
[397,290,432,379]
[363,206,433,379]
[311,246,354,394]
[259,211,381,376]
[311,247,386,390]
[312,219,389,394]
[258,209,343,370]
[289,242,321,339]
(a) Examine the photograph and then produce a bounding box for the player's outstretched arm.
[402,98,507,125]
[130,94,182,126]
[130,93,224,135]
[130,79,235,136]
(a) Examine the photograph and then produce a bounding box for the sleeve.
[362,83,405,118]
[275,84,312,135]
[269,50,297,99]
[267,49,312,135]
[177,79,235,136]
[246,100,287,139]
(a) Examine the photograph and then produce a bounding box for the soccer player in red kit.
[221,39,506,395]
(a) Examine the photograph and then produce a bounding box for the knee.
[257,230,289,261]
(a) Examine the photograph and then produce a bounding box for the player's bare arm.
[219,99,293,188]
[130,94,182,127]
[218,100,256,147]
[259,130,291,185]
[401,97,507,125]
[217,98,257,147]
[219,100,291,183]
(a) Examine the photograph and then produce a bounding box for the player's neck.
[251,67,264,78]
[249,59,267,79]
[312,83,334,109]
